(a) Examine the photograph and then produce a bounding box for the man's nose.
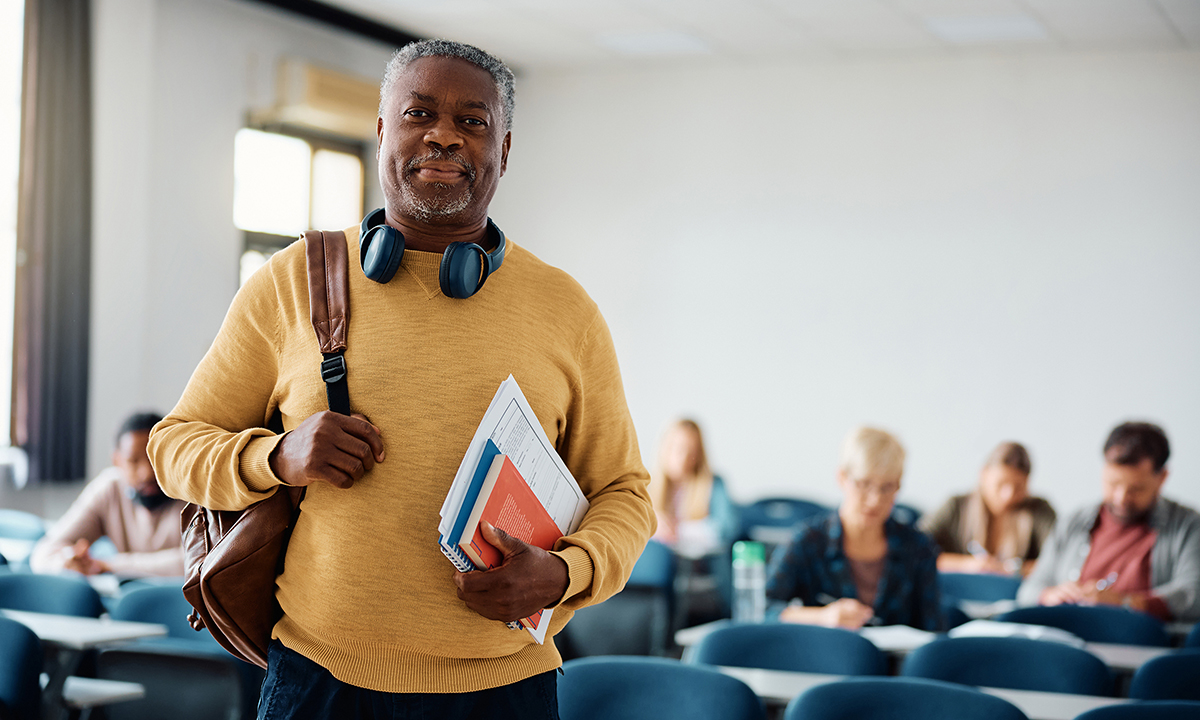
[425,117,464,150]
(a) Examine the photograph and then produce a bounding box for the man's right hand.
[1040,581,1089,606]
[269,411,384,489]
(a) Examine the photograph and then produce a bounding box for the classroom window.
[0,1,24,446]
[233,128,365,286]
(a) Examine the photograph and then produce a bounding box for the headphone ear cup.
[439,242,487,299]
[360,225,404,284]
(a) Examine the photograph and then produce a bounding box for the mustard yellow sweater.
[149,226,654,693]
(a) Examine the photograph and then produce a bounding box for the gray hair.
[379,39,516,131]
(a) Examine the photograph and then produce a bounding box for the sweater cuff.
[238,434,287,493]
[550,546,594,607]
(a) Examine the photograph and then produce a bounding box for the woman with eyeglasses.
[765,426,942,630]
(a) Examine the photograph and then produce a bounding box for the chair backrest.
[1073,700,1200,720]
[995,605,1170,646]
[937,573,1022,603]
[0,573,105,617]
[111,584,222,646]
[97,647,243,720]
[0,510,46,569]
[784,677,1028,720]
[1129,652,1200,701]
[901,636,1113,696]
[741,498,827,530]
[559,656,765,720]
[890,503,922,526]
[0,615,42,720]
[627,539,676,590]
[0,510,45,541]
[1184,624,1200,649]
[690,622,888,675]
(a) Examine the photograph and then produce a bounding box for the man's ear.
[376,116,384,157]
[499,131,511,176]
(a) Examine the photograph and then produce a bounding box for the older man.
[31,412,184,577]
[1018,421,1200,622]
[148,40,653,718]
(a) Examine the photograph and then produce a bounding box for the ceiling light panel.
[1022,0,1181,46]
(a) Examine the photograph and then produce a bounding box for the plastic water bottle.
[732,541,766,623]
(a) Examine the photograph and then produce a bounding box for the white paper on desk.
[438,375,590,644]
[858,625,938,651]
[949,619,1086,648]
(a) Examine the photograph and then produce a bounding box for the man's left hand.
[453,522,570,623]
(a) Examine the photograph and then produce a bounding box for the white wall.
[88,0,391,485]
[88,1,1200,519]
[492,51,1200,515]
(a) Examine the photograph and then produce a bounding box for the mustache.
[404,149,476,183]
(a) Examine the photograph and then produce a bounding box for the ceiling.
[321,0,1200,70]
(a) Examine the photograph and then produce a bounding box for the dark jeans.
[257,641,561,720]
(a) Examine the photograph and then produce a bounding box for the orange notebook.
[458,453,564,573]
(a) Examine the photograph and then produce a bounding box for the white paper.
[948,619,1086,647]
[439,375,590,644]
[858,624,939,652]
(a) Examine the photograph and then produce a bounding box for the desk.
[1,609,166,720]
[676,620,1174,674]
[716,666,1130,720]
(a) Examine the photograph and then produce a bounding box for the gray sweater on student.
[1017,496,1200,622]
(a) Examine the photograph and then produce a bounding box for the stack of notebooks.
[438,375,590,643]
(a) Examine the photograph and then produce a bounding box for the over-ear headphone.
[358,208,507,299]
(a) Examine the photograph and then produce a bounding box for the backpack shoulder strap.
[302,230,351,415]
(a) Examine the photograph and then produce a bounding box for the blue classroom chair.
[559,656,765,720]
[558,540,677,658]
[101,584,263,720]
[1129,652,1200,701]
[784,677,1028,720]
[0,573,105,617]
[689,622,887,675]
[739,498,827,541]
[890,503,922,526]
[995,605,1170,647]
[937,572,1022,603]
[0,615,42,720]
[1184,624,1200,649]
[901,636,1113,696]
[1074,701,1200,720]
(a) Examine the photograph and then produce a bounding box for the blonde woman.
[649,419,738,558]
[921,442,1056,576]
[765,426,941,630]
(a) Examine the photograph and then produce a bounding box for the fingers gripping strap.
[303,230,351,415]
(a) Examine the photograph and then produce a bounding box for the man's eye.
[406,109,430,118]
[463,117,485,127]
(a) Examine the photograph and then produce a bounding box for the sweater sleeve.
[147,261,289,512]
[549,310,655,609]
[104,547,186,578]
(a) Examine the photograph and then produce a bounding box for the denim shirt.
[764,510,943,631]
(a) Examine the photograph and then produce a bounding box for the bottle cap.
[732,540,765,565]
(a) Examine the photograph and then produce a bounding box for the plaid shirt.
[765,510,943,630]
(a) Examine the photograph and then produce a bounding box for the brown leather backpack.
[180,229,349,668]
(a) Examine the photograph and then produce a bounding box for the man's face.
[377,56,510,227]
[113,429,161,498]
[1101,452,1166,524]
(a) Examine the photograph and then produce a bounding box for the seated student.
[921,441,1056,576]
[766,426,941,630]
[1017,421,1200,622]
[30,412,185,577]
[649,418,738,558]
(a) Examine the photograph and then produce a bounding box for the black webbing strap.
[320,352,351,415]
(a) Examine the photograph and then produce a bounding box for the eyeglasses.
[850,479,900,497]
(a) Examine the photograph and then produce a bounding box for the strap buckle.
[320,354,347,384]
